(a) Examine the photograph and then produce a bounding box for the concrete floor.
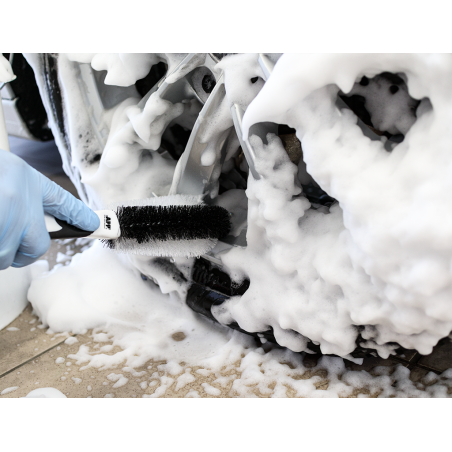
[1,136,452,398]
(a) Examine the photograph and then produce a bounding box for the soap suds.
[240,54,452,355]
[1,387,19,395]
[23,53,452,396]
[22,387,67,398]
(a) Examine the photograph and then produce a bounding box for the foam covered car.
[25,53,452,361]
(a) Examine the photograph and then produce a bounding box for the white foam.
[67,54,162,87]
[235,54,452,355]
[23,388,67,398]
[1,386,19,395]
[24,53,452,396]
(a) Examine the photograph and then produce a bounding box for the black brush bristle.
[104,204,231,250]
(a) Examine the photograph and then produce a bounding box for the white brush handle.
[45,210,121,240]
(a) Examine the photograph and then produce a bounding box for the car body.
[1,53,52,141]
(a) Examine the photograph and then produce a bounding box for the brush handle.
[45,215,94,239]
[45,210,121,240]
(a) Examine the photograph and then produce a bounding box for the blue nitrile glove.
[0,148,100,270]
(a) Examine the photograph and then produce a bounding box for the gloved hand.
[0,148,100,270]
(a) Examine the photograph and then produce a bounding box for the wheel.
[26,53,452,360]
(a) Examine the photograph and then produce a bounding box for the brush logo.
[104,215,111,230]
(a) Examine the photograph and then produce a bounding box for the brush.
[45,194,231,257]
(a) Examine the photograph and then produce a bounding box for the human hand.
[0,148,100,269]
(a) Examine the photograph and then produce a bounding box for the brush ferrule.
[88,210,121,240]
